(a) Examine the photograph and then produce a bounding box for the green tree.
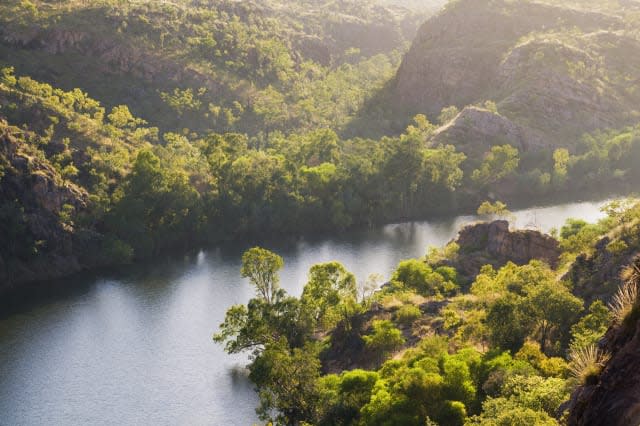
[241,247,284,304]
[250,340,322,425]
[472,145,520,186]
[438,105,460,125]
[301,261,357,330]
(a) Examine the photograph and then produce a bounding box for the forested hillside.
[0,0,434,135]
[3,0,640,424]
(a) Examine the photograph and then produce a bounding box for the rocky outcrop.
[448,220,560,282]
[566,236,639,305]
[430,106,545,155]
[566,261,640,425]
[392,0,619,114]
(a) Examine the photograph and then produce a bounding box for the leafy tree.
[301,261,357,330]
[241,247,284,304]
[472,145,520,186]
[250,340,322,425]
[438,105,460,125]
[569,300,611,351]
[477,200,513,221]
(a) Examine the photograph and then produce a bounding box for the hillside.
[0,0,438,135]
[354,0,640,148]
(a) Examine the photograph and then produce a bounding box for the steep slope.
[566,259,640,426]
[363,0,640,147]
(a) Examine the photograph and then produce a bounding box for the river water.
[0,199,613,425]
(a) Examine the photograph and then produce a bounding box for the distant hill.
[353,0,640,149]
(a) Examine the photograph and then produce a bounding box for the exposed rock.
[393,0,619,114]
[448,220,560,282]
[430,106,545,155]
[566,259,640,425]
[565,237,639,304]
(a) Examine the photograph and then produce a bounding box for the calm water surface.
[0,199,613,425]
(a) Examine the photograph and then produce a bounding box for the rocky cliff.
[566,237,639,305]
[566,259,640,426]
[430,106,545,156]
[448,220,560,282]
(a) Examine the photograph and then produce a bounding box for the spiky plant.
[620,261,640,283]
[609,279,639,324]
[568,345,610,386]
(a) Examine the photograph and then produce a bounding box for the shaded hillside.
[0,120,100,292]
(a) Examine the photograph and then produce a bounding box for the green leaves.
[241,247,284,304]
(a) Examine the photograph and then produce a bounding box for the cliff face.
[567,275,640,425]
[430,106,545,156]
[449,220,560,282]
[389,0,640,148]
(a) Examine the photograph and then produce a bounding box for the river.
[0,198,614,425]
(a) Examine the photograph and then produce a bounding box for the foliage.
[392,259,458,296]
[471,145,520,186]
[241,247,285,305]
[569,301,611,351]
[363,320,405,362]
[477,201,513,221]
[395,304,422,325]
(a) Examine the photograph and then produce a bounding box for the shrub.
[395,304,422,325]
[609,279,638,324]
[364,320,405,362]
[568,345,610,386]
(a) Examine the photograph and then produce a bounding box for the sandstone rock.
[430,106,545,155]
[389,0,636,149]
[448,220,560,282]
[0,121,96,291]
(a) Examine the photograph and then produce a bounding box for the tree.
[472,145,520,186]
[241,247,284,304]
[250,340,322,425]
[301,261,357,330]
[569,300,611,351]
[477,200,513,221]
[438,105,460,125]
[553,148,570,185]
[392,259,456,296]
